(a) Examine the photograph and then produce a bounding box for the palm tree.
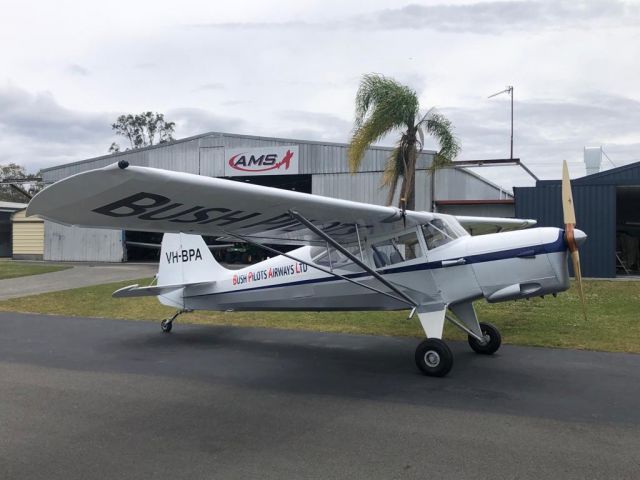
[347,74,460,211]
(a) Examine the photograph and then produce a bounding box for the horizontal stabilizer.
[112,280,216,298]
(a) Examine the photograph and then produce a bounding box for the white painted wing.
[455,215,537,235]
[28,163,434,245]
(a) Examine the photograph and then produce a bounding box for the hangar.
[0,201,28,257]
[515,158,640,278]
[40,131,513,263]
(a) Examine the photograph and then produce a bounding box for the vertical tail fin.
[158,233,226,286]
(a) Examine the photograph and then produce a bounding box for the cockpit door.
[369,228,440,305]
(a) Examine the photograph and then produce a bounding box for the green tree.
[109,111,176,153]
[347,74,460,210]
[0,163,43,202]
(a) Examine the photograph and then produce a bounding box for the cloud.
[0,85,114,171]
[134,62,157,69]
[190,1,639,35]
[190,20,313,30]
[66,64,89,76]
[362,0,638,33]
[441,92,640,183]
[274,110,352,142]
[0,85,109,142]
[168,107,246,137]
[220,99,253,107]
[193,82,225,91]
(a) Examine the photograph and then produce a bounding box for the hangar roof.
[536,160,640,187]
[40,131,437,173]
[0,201,28,213]
[40,131,510,198]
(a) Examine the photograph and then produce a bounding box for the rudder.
[158,233,226,286]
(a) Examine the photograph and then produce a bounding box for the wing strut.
[224,231,415,307]
[287,210,419,308]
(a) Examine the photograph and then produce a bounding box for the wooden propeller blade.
[571,249,587,321]
[562,160,576,225]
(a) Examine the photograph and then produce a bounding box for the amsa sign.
[224,146,299,177]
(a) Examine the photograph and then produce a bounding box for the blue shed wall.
[515,184,616,278]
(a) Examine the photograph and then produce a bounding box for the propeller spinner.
[562,160,588,320]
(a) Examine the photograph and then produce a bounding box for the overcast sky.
[1,0,639,188]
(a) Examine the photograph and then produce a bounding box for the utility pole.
[488,85,514,159]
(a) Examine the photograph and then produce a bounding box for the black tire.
[415,338,453,377]
[468,322,501,355]
[161,319,173,333]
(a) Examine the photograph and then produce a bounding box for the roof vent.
[584,146,602,176]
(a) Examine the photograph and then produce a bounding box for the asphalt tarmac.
[1,312,639,479]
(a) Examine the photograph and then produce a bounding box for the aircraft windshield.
[422,217,466,250]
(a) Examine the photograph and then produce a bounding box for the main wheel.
[415,338,453,377]
[468,322,501,355]
[161,319,173,333]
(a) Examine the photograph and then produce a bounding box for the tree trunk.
[400,142,417,211]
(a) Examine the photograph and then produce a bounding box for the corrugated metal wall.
[41,132,437,181]
[12,210,44,257]
[312,172,402,206]
[41,132,510,262]
[434,168,508,200]
[515,184,616,278]
[312,168,504,211]
[45,221,124,262]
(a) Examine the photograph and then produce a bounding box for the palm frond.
[418,110,461,170]
[349,74,420,172]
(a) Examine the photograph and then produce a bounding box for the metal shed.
[515,161,640,278]
[11,209,44,260]
[40,132,512,262]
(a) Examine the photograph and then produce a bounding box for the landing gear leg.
[448,302,502,355]
[415,304,453,377]
[160,309,190,333]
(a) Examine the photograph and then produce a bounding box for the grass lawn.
[0,277,638,353]
[0,259,71,280]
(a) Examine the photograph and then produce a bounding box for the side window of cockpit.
[310,246,360,272]
[371,232,422,268]
[422,219,459,250]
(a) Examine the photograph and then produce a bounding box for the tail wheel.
[415,338,453,377]
[468,322,501,355]
[161,319,173,333]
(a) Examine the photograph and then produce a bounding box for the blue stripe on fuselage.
[194,230,566,297]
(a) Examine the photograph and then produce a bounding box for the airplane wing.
[455,215,537,235]
[28,163,435,246]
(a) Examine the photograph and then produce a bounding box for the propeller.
[561,160,587,320]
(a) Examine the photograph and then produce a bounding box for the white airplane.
[27,160,587,377]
